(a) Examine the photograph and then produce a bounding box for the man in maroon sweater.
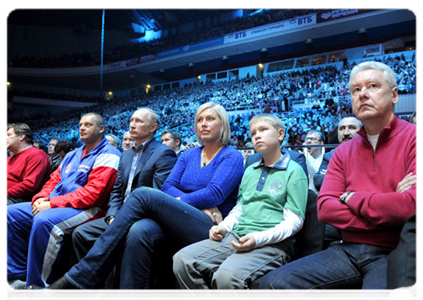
[259,61,416,289]
[7,123,51,205]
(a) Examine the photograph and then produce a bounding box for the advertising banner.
[317,9,374,23]
[223,14,317,44]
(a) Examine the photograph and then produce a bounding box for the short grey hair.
[348,61,397,90]
[136,108,160,129]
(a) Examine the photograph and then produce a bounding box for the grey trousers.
[173,232,291,289]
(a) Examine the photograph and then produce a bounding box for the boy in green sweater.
[172,113,308,289]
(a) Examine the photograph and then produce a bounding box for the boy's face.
[250,120,284,155]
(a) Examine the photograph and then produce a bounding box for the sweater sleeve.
[218,202,243,232]
[252,209,304,248]
[8,150,51,199]
[49,154,119,209]
[317,150,381,232]
[179,150,244,209]
[346,138,416,228]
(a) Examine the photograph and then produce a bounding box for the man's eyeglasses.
[306,137,322,142]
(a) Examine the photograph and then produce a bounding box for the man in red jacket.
[259,61,416,289]
[7,123,51,205]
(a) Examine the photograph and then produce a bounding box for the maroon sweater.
[318,116,416,248]
[7,146,51,199]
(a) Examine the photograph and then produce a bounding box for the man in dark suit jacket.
[71,108,177,288]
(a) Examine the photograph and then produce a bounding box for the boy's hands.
[231,234,256,252]
[209,225,228,241]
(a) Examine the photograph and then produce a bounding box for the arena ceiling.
[8,9,240,33]
[7,9,416,93]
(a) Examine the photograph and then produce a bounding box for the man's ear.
[150,122,158,133]
[99,125,105,134]
[19,134,26,142]
[391,87,399,105]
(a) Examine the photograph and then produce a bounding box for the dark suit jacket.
[313,149,335,192]
[245,145,308,180]
[106,138,177,218]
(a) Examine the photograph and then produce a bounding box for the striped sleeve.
[49,153,120,209]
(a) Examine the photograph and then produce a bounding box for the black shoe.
[24,277,92,300]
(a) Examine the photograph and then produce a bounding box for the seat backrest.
[292,189,325,261]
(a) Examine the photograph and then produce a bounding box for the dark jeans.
[65,187,214,289]
[259,242,392,289]
[7,197,30,205]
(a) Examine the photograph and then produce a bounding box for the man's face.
[305,132,323,157]
[413,112,420,126]
[122,132,135,151]
[79,115,103,145]
[129,110,157,144]
[161,133,179,152]
[350,69,398,122]
[48,139,58,155]
[7,128,21,152]
[337,118,361,143]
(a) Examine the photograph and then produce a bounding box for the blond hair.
[194,102,230,146]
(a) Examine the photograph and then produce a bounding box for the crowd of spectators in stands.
[8,9,326,68]
[9,53,415,153]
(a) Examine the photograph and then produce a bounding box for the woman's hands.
[201,207,222,224]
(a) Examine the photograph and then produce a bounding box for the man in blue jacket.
[8,112,121,289]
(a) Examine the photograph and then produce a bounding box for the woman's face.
[196,108,222,144]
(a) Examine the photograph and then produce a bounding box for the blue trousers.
[65,187,215,289]
[259,242,392,289]
[7,202,101,288]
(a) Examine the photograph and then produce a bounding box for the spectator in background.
[48,137,61,173]
[259,61,416,290]
[54,139,73,160]
[161,130,182,158]
[33,141,48,154]
[8,113,121,289]
[303,130,325,195]
[7,123,51,205]
[314,116,362,192]
[106,134,120,149]
[121,131,134,151]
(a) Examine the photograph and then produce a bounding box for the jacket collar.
[253,150,291,170]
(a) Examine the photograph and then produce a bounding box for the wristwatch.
[339,191,351,204]
[411,281,420,300]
